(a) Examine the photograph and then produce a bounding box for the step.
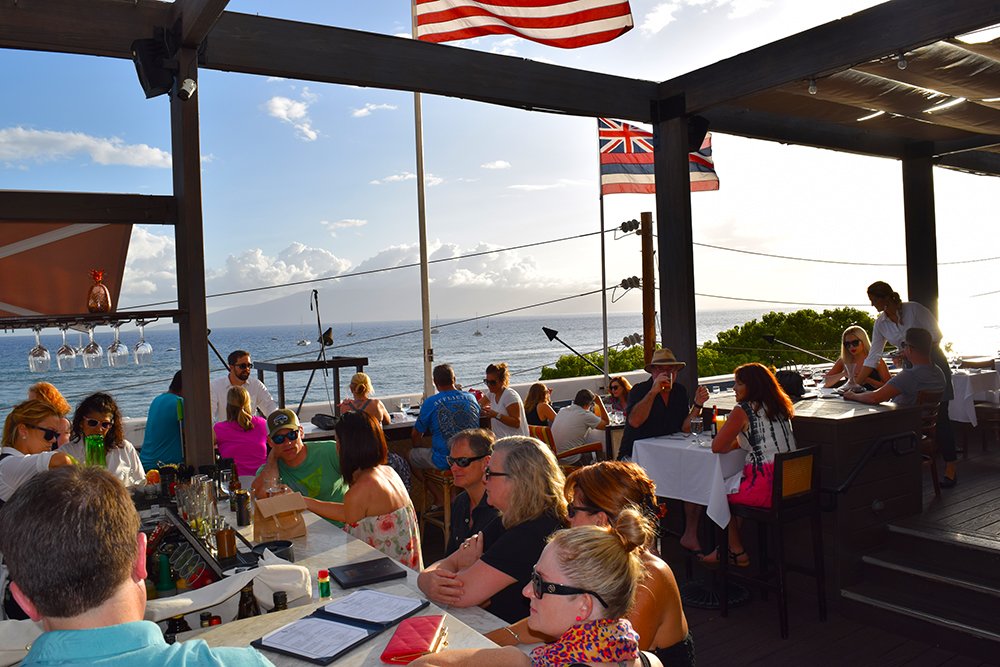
[841,581,1000,663]
[884,523,1000,580]
[861,548,1000,612]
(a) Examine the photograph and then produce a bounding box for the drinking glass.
[711,385,721,396]
[56,326,77,371]
[82,325,103,369]
[107,322,130,367]
[399,398,410,413]
[133,320,153,365]
[690,416,704,446]
[28,326,51,373]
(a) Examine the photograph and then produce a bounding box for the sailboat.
[296,318,311,346]
[473,313,483,337]
[346,322,355,337]
[431,316,440,335]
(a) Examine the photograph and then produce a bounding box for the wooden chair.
[419,468,455,545]
[916,390,944,497]
[973,401,999,453]
[528,424,604,473]
[719,447,826,639]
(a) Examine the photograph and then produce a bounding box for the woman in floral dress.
[302,411,422,569]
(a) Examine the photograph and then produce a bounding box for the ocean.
[0,307,798,418]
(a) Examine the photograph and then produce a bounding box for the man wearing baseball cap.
[618,348,709,460]
[251,409,348,525]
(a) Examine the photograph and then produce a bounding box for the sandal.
[698,548,751,568]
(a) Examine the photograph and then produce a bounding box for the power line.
[692,241,1000,266]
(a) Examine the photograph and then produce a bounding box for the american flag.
[598,118,719,195]
[415,0,634,49]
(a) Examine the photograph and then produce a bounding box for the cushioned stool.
[420,468,455,545]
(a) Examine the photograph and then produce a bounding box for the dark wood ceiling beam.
[203,12,656,121]
[936,150,1000,176]
[0,0,170,58]
[173,0,230,48]
[0,191,176,225]
[659,0,1000,113]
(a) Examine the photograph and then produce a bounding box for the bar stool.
[719,447,826,639]
[917,390,944,496]
[420,468,455,545]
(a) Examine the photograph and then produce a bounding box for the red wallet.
[380,615,447,664]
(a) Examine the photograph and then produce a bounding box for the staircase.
[840,522,1000,663]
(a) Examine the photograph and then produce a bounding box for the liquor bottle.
[200,612,212,628]
[317,569,331,599]
[165,614,192,636]
[270,591,288,612]
[229,478,241,513]
[235,581,261,620]
[155,553,176,598]
[711,405,719,437]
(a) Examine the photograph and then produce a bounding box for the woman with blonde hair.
[213,386,268,477]
[412,508,663,667]
[339,372,390,425]
[524,383,557,426]
[1,400,74,502]
[62,393,144,487]
[418,436,566,623]
[823,325,889,390]
[480,362,528,437]
[488,460,693,666]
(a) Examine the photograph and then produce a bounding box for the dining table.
[947,369,1000,426]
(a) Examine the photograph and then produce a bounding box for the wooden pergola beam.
[659,0,1000,114]
[0,191,176,224]
[173,0,230,49]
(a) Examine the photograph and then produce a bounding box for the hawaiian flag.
[598,118,719,195]
[415,0,634,49]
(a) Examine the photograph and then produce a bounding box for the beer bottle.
[235,581,261,620]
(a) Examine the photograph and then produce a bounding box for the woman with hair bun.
[339,372,391,425]
[480,362,528,437]
[488,461,693,666]
[412,507,663,667]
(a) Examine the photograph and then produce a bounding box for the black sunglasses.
[85,418,114,429]
[610,384,621,391]
[447,454,487,468]
[484,467,508,481]
[531,569,608,608]
[844,339,862,348]
[271,430,299,445]
[27,424,60,442]
[483,378,499,386]
[235,362,254,370]
[567,504,603,519]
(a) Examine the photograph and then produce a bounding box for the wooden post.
[640,212,656,366]
[654,102,699,389]
[902,151,939,316]
[171,48,214,468]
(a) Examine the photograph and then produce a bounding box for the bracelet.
[504,626,520,643]
[692,403,704,410]
[495,413,503,422]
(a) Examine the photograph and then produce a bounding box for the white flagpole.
[412,2,434,399]
[598,122,610,389]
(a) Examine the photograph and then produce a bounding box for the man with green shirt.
[252,409,348,525]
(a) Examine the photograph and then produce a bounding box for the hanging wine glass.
[134,320,153,365]
[107,322,130,367]
[28,326,51,373]
[82,325,103,369]
[56,325,77,371]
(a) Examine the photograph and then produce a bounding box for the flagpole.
[597,121,610,391]
[412,2,434,399]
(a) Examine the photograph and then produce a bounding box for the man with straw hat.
[618,348,709,460]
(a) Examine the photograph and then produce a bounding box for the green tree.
[539,344,655,380]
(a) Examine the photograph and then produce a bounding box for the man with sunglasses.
[251,409,348,525]
[845,327,945,408]
[210,350,277,424]
[444,429,502,556]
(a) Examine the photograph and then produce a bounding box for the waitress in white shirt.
[857,281,956,487]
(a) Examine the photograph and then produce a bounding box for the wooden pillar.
[171,48,213,467]
[653,100,699,389]
[902,152,939,317]
[640,212,656,366]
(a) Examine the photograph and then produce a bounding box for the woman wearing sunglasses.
[412,508,663,667]
[0,400,74,502]
[823,325,889,390]
[488,461,692,665]
[480,363,528,437]
[524,383,557,427]
[61,393,145,488]
[302,411,422,569]
[608,376,633,414]
[418,436,565,623]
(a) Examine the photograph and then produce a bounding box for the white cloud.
[640,2,682,34]
[481,160,511,170]
[370,171,443,186]
[265,76,287,83]
[351,103,398,118]
[320,219,368,237]
[206,243,351,295]
[490,37,520,56]
[507,178,588,191]
[264,88,318,141]
[726,0,771,19]
[0,127,171,168]
[120,227,177,302]
[640,0,773,35]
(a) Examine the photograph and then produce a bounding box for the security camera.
[177,78,197,101]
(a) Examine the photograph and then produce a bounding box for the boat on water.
[296,339,311,346]
[346,322,355,337]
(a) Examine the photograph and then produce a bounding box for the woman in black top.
[524,383,557,426]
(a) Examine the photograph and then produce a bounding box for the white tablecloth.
[634,434,747,528]
[948,370,1000,425]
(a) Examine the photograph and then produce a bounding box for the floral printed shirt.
[343,503,423,570]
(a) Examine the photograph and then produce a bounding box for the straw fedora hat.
[645,348,686,373]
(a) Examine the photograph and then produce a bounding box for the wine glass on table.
[690,416,705,447]
[56,325,77,371]
[134,320,153,365]
[82,325,103,369]
[28,326,51,373]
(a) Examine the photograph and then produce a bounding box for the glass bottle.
[270,591,288,612]
[235,581,261,620]
[200,612,212,628]
[318,569,331,599]
[229,478,241,513]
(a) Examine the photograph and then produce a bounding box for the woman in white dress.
[62,392,145,487]
[480,362,528,438]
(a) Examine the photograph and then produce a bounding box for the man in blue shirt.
[140,371,184,470]
[0,466,273,667]
[410,364,480,505]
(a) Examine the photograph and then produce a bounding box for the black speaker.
[130,38,174,99]
[688,115,710,152]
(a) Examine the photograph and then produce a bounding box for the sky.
[2,0,999,353]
